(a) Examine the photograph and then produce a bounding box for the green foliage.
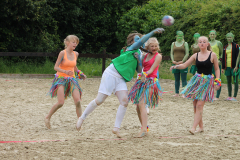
[117,0,240,55]
[0,0,61,52]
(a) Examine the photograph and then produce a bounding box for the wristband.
[214,78,221,86]
[142,71,148,77]
[77,70,85,79]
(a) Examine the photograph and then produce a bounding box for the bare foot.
[134,130,147,138]
[76,117,84,131]
[195,129,204,133]
[182,95,186,98]
[112,128,122,138]
[189,129,195,135]
[45,118,51,129]
[173,94,179,97]
[214,98,219,101]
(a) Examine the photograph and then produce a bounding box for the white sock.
[114,105,127,128]
[80,100,98,120]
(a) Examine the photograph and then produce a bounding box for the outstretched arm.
[128,28,164,51]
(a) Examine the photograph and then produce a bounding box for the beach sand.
[0,78,240,159]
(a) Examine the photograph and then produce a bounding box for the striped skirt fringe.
[48,74,82,99]
[181,73,214,102]
[128,78,163,108]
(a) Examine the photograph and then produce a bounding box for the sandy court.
[0,77,240,159]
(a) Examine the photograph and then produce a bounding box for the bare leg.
[136,105,142,125]
[189,100,205,134]
[112,90,128,138]
[135,99,147,138]
[45,86,65,129]
[72,89,81,118]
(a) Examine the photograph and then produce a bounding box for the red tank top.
[143,52,159,78]
[56,50,77,77]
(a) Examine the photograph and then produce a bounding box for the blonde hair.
[64,35,79,49]
[198,36,212,51]
[145,37,161,53]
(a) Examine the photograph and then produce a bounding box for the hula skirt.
[48,74,82,99]
[180,73,214,102]
[128,78,163,108]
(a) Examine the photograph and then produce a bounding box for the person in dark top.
[222,32,239,101]
[170,36,220,135]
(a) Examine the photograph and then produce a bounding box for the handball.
[162,15,174,26]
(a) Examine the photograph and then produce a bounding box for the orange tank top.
[56,50,77,77]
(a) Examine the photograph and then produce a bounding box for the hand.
[172,61,177,65]
[233,67,238,73]
[65,70,74,76]
[221,69,224,74]
[170,66,177,71]
[153,28,165,34]
[141,74,146,82]
[81,74,87,80]
[214,85,220,91]
[177,61,183,65]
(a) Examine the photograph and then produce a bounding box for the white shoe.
[76,117,84,131]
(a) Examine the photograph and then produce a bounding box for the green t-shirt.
[112,49,140,82]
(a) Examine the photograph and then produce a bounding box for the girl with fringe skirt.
[45,35,86,129]
[170,36,221,135]
[129,37,163,138]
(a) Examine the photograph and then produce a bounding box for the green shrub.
[117,0,240,55]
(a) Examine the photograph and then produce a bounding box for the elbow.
[54,66,58,72]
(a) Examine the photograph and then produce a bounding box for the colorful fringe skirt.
[180,73,214,102]
[48,74,82,99]
[128,78,163,108]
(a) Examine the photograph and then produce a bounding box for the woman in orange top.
[45,35,86,129]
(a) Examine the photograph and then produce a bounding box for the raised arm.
[128,28,164,50]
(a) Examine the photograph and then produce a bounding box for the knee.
[95,99,103,106]
[195,105,203,111]
[75,101,81,107]
[57,101,64,108]
[120,98,128,107]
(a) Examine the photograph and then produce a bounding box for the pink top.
[143,52,159,78]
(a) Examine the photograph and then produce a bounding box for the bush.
[116,0,240,55]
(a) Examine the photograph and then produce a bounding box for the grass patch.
[0,57,238,84]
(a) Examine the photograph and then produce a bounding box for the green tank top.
[211,43,220,59]
[112,49,140,82]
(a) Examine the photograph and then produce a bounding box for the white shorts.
[98,64,127,96]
